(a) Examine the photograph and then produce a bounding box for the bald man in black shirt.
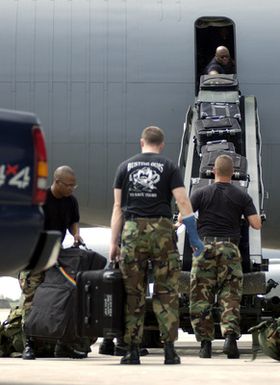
[21,165,85,360]
[205,46,235,75]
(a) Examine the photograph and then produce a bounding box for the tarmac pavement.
[0,310,279,385]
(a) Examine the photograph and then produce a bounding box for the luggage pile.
[192,74,248,193]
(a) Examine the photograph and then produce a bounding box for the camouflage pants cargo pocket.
[18,271,45,322]
[190,242,243,341]
[120,217,181,344]
[152,254,181,342]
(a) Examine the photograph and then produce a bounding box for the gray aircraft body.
[0,0,279,251]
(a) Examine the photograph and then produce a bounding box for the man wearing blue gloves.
[109,125,203,365]
[189,155,262,359]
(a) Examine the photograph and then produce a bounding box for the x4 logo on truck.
[0,165,31,188]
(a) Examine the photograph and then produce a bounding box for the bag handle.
[107,261,119,270]
[71,240,89,251]
[55,265,77,287]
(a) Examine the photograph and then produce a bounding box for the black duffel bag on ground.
[24,245,107,343]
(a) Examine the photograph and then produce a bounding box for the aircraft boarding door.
[194,16,236,95]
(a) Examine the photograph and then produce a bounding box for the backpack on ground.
[0,306,24,357]
[249,317,280,361]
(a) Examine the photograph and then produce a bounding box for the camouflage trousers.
[120,217,181,345]
[18,271,44,324]
[190,241,243,341]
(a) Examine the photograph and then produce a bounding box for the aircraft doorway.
[195,16,236,94]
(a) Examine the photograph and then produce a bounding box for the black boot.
[199,340,212,358]
[223,333,240,359]
[164,342,181,365]
[99,338,115,355]
[54,341,87,359]
[120,344,140,364]
[22,337,36,360]
[139,347,149,356]
[115,337,149,357]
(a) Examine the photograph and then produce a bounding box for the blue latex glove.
[182,215,205,257]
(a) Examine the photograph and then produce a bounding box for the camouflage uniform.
[120,217,181,345]
[18,271,44,323]
[190,241,243,341]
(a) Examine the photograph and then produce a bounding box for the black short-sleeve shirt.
[113,152,184,218]
[205,57,235,75]
[190,182,257,239]
[43,188,80,242]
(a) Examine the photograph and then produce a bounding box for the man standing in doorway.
[205,46,235,75]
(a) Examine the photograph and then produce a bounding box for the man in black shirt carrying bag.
[109,126,204,365]
[20,165,85,360]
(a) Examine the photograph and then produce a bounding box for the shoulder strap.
[56,265,77,286]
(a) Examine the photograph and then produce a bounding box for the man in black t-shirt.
[43,166,82,243]
[109,126,204,365]
[20,165,84,360]
[205,46,235,75]
[189,155,261,359]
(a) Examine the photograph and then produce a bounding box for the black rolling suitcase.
[199,101,241,121]
[200,140,235,154]
[199,74,239,91]
[199,149,248,180]
[195,117,241,148]
[76,265,125,339]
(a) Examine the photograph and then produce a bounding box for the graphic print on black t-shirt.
[114,153,184,218]
[128,161,163,198]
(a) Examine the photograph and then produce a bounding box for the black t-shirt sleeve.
[190,189,202,213]
[113,162,125,189]
[208,63,222,73]
[70,196,80,225]
[242,194,257,217]
[170,165,185,190]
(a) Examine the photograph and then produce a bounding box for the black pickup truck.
[0,109,61,276]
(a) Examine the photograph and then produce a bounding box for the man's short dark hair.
[215,155,234,177]
[141,126,165,145]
